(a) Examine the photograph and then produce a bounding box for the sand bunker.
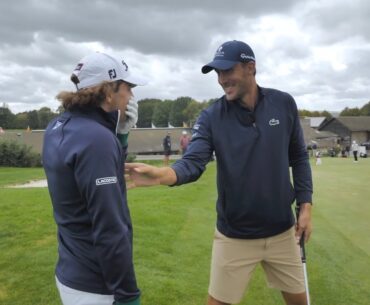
[6,179,48,188]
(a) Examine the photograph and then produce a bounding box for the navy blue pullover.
[42,107,140,303]
[172,87,313,239]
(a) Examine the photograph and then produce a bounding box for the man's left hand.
[118,98,138,135]
[295,203,312,244]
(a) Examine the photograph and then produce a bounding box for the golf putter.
[296,205,311,305]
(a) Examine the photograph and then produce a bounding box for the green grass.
[0,158,370,305]
[0,167,45,187]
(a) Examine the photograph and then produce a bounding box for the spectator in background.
[311,143,317,159]
[315,150,322,165]
[180,131,190,155]
[351,140,359,162]
[345,145,350,157]
[163,132,171,165]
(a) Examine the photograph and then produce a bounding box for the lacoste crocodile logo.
[269,118,280,126]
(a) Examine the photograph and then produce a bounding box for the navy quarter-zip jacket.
[172,87,312,239]
[42,107,140,303]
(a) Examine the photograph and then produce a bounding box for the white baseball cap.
[72,52,147,90]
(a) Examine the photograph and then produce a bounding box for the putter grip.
[300,232,306,263]
[296,205,307,263]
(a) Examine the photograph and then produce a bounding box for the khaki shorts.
[209,227,305,304]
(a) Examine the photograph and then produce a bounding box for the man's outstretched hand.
[125,163,177,189]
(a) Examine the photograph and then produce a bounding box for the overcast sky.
[1,0,369,114]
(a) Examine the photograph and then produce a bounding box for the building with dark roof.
[318,116,370,147]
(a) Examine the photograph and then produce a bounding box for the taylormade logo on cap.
[72,52,146,90]
[240,53,255,61]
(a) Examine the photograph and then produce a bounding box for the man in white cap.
[43,52,146,305]
[125,40,312,305]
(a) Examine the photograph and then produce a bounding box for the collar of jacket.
[63,107,119,134]
[223,85,265,113]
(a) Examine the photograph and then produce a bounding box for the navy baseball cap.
[201,40,256,74]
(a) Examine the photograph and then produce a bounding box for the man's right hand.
[125,163,177,188]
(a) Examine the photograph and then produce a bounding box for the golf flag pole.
[296,205,311,305]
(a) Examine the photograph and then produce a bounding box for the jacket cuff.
[170,164,184,186]
[296,191,313,205]
[117,133,129,147]
[114,296,140,305]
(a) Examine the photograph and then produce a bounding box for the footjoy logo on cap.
[121,60,128,71]
[74,63,83,71]
[96,176,117,186]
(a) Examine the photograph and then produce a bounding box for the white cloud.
[0,0,369,114]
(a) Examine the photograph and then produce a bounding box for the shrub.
[0,140,42,167]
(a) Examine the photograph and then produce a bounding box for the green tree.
[137,99,161,128]
[0,106,15,129]
[321,110,333,118]
[152,100,173,127]
[183,100,206,127]
[38,107,57,129]
[360,101,370,116]
[13,113,28,129]
[340,107,361,116]
[298,109,309,117]
[27,110,39,129]
[298,109,332,118]
[169,97,192,127]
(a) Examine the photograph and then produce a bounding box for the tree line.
[1,100,369,130]
[0,105,59,130]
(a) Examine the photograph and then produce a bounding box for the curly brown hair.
[56,77,123,110]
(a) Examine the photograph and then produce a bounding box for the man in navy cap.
[126,40,313,305]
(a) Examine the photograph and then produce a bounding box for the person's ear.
[106,93,113,105]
